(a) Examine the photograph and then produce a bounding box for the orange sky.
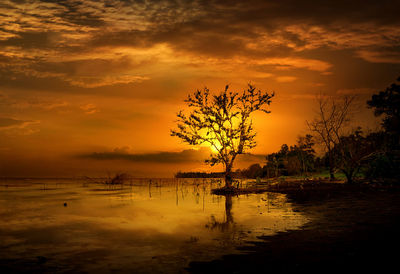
[0,0,399,177]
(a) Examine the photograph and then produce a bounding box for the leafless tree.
[171,84,274,188]
[307,94,355,180]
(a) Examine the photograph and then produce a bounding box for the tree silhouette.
[290,134,315,175]
[265,137,315,177]
[307,94,355,180]
[171,84,274,188]
[366,77,400,178]
[333,128,376,183]
[266,144,289,177]
[367,76,400,142]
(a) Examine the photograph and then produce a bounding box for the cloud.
[68,75,149,88]
[0,117,40,135]
[0,91,7,99]
[112,146,131,154]
[80,147,265,164]
[336,88,376,95]
[0,52,151,88]
[281,24,400,52]
[80,103,98,114]
[276,76,297,83]
[356,49,400,64]
[0,117,26,128]
[253,57,332,72]
[80,147,211,163]
[6,98,69,110]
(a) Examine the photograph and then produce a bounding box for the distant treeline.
[175,171,228,178]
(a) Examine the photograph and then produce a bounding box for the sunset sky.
[0,0,399,177]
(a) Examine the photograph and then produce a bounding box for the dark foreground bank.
[189,183,400,273]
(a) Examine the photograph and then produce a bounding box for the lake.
[0,178,309,273]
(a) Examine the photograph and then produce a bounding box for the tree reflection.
[206,194,234,232]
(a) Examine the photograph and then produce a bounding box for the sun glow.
[209,142,223,153]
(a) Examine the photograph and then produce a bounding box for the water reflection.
[206,195,233,232]
[0,178,308,273]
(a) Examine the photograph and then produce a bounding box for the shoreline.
[188,183,400,273]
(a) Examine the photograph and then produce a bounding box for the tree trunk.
[344,169,354,184]
[225,195,233,224]
[224,165,233,188]
[300,153,305,175]
[329,167,335,180]
[328,151,335,180]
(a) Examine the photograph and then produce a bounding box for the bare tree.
[171,84,274,188]
[307,94,355,180]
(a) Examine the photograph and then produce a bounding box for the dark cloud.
[203,0,400,25]
[0,117,26,127]
[34,56,138,76]
[88,29,153,48]
[0,53,150,89]
[3,0,399,54]
[81,148,210,163]
[0,31,61,49]
[41,0,106,27]
[80,147,265,164]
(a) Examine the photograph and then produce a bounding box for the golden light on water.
[0,179,308,272]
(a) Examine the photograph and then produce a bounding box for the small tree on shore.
[171,84,274,188]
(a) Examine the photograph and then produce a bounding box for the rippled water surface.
[0,178,309,273]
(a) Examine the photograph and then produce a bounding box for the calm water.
[0,178,309,273]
